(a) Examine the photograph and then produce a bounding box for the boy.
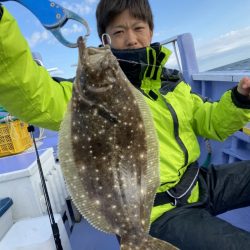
[1,0,250,248]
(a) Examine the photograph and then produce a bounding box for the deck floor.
[217,206,250,232]
[69,207,250,250]
[69,219,119,250]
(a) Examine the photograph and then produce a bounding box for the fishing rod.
[28,125,63,250]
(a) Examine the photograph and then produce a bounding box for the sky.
[2,0,250,78]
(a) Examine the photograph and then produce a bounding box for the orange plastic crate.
[0,120,32,157]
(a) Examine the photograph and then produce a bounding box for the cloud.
[27,22,85,48]
[160,26,250,72]
[27,30,51,48]
[62,23,84,36]
[195,26,250,70]
[49,69,65,77]
[153,29,175,41]
[61,1,96,15]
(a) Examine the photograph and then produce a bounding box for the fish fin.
[58,105,112,233]
[120,234,179,250]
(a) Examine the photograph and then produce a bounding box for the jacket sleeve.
[191,89,250,141]
[0,7,72,131]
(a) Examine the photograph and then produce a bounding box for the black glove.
[0,4,3,21]
[231,86,250,109]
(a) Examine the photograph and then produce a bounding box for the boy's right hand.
[237,77,250,98]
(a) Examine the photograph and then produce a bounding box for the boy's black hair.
[96,0,154,39]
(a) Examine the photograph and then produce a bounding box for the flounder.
[59,37,178,250]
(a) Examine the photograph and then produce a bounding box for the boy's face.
[105,9,153,50]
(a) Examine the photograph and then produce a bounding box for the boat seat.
[0,214,72,250]
[0,197,13,240]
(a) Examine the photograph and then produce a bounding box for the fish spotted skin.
[59,37,178,250]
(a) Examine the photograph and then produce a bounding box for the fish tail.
[120,234,179,250]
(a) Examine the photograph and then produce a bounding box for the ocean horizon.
[209,58,250,72]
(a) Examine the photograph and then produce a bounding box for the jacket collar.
[111,43,172,89]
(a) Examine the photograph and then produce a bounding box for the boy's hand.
[237,77,250,98]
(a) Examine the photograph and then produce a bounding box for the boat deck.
[69,210,250,250]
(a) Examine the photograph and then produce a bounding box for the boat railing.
[161,33,199,92]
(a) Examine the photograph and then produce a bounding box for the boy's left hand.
[237,77,250,98]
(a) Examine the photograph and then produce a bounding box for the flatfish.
[59,37,178,250]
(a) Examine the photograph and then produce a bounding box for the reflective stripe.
[145,49,154,78]
[152,51,166,80]
[160,95,189,167]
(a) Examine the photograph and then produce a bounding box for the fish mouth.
[77,36,119,74]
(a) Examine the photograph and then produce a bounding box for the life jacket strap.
[154,161,199,207]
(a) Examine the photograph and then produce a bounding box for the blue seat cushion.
[0,198,13,217]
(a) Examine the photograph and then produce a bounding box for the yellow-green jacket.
[1,7,250,223]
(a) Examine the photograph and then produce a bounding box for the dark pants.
[149,161,250,250]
